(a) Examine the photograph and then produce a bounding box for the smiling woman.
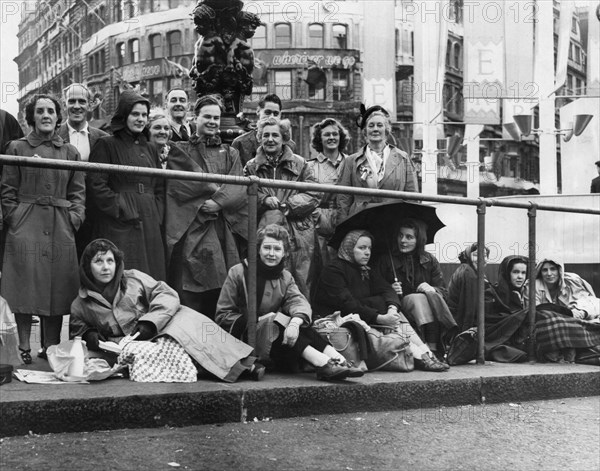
[87,90,166,281]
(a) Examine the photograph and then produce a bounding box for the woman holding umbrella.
[312,229,449,371]
[336,105,418,220]
[375,218,457,362]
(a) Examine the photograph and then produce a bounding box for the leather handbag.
[365,326,414,372]
[316,326,362,366]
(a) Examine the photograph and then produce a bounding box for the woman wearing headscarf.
[70,239,264,382]
[312,230,449,371]
[446,242,491,332]
[1,94,85,363]
[375,219,457,361]
[526,257,600,362]
[216,224,363,381]
[336,106,418,219]
[87,90,166,280]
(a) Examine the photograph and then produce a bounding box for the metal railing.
[2,154,599,364]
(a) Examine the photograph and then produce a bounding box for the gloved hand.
[132,321,156,341]
[82,330,103,351]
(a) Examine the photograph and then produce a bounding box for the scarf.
[80,239,125,304]
[338,230,373,280]
[244,258,285,307]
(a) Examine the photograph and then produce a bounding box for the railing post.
[246,181,259,348]
[527,203,538,362]
[476,200,487,365]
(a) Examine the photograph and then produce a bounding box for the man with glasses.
[232,93,296,165]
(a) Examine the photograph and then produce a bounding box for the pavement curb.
[1,365,598,437]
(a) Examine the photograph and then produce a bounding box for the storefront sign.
[255,49,359,69]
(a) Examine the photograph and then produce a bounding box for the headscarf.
[110,89,151,136]
[338,230,374,280]
[458,242,490,271]
[80,239,125,304]
[495,255,529,311]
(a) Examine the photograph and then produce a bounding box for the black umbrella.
[328,201,446,251]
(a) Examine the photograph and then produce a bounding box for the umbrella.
[328,201,446,251]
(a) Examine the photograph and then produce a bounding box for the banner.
[463,0,504,124]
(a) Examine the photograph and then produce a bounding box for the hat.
[356,104,390,129]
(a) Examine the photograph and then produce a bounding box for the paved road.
[1,396,598,471]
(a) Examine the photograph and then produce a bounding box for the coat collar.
[308,152,345,166]
[253,144,301,175]
[25,131,64,148]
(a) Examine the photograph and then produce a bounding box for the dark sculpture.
[190,0,262,117]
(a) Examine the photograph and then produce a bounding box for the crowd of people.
[0,85,598,384]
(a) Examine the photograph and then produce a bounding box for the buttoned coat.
[1,133,85,316]
[336,144,418,219]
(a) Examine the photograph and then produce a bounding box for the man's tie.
[180,124,189,141]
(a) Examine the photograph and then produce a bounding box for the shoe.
[414,353,449,372]
[31,316,39,325]
[37,348,48,361]
[19,348,32,365]
[335,359,365,378]
[316,359,352,381]
[249,363,266,381]
[562,348,576,363]
[433,350,449,365]
[544,350,563,362]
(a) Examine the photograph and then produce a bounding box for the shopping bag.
[0,297,20,366]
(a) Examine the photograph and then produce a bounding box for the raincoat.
[87,90,165,280]
[165,135,247,294]
[1,132,85,315]
[244,145,321,297]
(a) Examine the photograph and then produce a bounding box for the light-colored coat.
[70,269,254,382]
[1,133,85,316]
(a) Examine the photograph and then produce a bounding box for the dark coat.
[1,132,85,316]
[57,123,108,151]
[165,136,247,293]
[0,109,24,154]
[375,251,448,298]
[169,122,196,142]
[591,176,600,193]
[446,262,483,332]
[336,144,418,219]
[312,258,400,324]
[87,91,166,281]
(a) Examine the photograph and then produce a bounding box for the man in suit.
[166,88,195,141]
[232,93,296,166]
[59,83,108,258]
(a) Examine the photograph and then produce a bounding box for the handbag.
[447,327,478,365]
[365,325,414,372]
[315,325,362,367]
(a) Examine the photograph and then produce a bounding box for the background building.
[14,0,593,197]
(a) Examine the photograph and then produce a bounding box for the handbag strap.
[326,331,352,351]
[368,349,406,372]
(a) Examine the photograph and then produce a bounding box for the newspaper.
[13,369,88,384]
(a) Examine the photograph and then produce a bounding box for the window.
[275,23,291,48]
[251,25,266,49]
[129,38,139,63]
[273,70,292,100]
[308,23,324,48]
[150,34,162,59]
[453,43,462,70]
[116,42,125,67]
[126,0,136,19]
[333,24,347,49]
[251,85,267,102]
[114,2,123,22]
[149,78,163,105]
[167,31,182,57]
[332,69,349,101]
[446,40,452,66]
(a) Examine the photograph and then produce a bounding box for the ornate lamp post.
[189,0,262,143]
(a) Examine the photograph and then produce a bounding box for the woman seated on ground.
[70,239,264,383]
[446,243,491,333]
[312,230,449,372]
[375,219,457,362]
[527,257,600,362]
[215,224,363,381]
[483,256,531,363]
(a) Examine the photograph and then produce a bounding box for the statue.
[190,0,262,122]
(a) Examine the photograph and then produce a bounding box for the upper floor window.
[275,23,291,48]
[116,42,125,67]
[273,70,292,100]
[251,25,267,49]
[332,24,347,49]
[308,23,324,48]
[453,43,462,70]
[129,38,139,63]
[167,30,182,57]
[150,34,162,59]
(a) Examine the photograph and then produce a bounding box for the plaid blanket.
[535,309,600,354]
[119,337,197,383]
